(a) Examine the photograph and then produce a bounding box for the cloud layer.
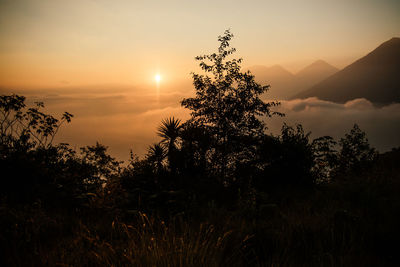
[267,97,400,153]
[2,87,399,161]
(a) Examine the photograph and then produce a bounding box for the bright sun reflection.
[155,74,161,83]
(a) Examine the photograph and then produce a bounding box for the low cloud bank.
[2,86,399,161]
[267,97,400,153]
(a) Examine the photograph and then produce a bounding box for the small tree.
[279,124,314,186]
[80,142,122,186]
[311,136,338,183]
[0,94,73,150]
[254,124,314,190]
[337,124,377,174]
[181,30,282,179]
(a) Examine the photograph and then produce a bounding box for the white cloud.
[267,98,400,153]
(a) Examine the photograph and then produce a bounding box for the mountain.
[296,60,338,89]
[248,61,339,100]
[247,65,298,100]
[293,37,400,105]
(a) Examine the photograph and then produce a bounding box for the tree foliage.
[182,30,282,140]
[181,30,282,178]
[311,136,338,183]
[338,123,377,174]
[0,94,73,150]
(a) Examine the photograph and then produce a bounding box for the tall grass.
[2,169,399,267]
[106,212,243,267]
[0,210,248,267]
[1,202,397,267]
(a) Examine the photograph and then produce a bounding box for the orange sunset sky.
[1,0,399,89]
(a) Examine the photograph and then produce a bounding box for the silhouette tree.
[0,95,111,208]
[278,123,314,186]
[181,30,282,179]
[0,94,73,150]
[311,136,338,183]
[179,121,213,173]
[337,124,377,174]
[80,142,121,187]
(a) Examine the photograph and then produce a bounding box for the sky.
[0,0,399,160]
[0,0,399,89]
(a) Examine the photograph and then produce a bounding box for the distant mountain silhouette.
[248,61,338,100]
[293,37,400,105]
[248,65,297,99]
[296,60,338,90]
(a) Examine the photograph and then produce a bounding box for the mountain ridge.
[293,37,400,104]
[247,60,339,100]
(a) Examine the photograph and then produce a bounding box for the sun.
[154,74,161,83]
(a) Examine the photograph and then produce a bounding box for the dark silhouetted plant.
[0,94,73,150]
[311,135,338,183]
[181,30,282,181]
[337,124,377,174]
[147,143,167,174]
[157,117,182,173]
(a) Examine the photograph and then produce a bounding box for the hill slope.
[247,65,297,99]
[296,60,338,89]
[248,61,339,100]
[293,38,400,104]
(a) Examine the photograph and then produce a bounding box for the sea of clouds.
[267,97,400,153]
[2,87,399,161]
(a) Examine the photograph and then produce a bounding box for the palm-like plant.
[157,117,182,172]
[147,143,166,173]
[157,117,182,149]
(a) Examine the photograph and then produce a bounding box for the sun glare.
[155,74,161,83]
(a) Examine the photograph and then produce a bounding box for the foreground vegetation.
[1,31,399,266]
[1,141,399,266]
